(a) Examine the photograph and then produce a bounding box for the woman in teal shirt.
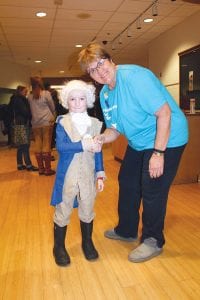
[78,43,188,263]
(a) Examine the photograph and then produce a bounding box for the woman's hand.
[149,153,164,178]
[94,128,120,145]
[94,134,105,144]
[93,134,105,151]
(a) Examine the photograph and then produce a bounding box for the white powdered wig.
[60,80,96,109]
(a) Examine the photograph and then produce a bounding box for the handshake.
[81,134,105,153]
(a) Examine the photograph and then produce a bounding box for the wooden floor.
[0,144,200,300]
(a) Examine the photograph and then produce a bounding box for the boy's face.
[67,89,87,113]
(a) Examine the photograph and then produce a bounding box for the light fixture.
[144,18,153,23]
[127,27,132,37]
[118,35,122,44]
[51,85,65,90]
[77,13,91,19]
[35,60,42,63]
[152,2,158,16]
[136,18,141,29]
[110,0,159,49]
[59,70,65,74]
[54,0,63,4]
[111,43,116,50]
[36,12,47,18]
[75,44,82,48]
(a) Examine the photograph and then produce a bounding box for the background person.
[28,77,56,176]
[44,82,67,149]
[78,42,188,263]
[9,85,38,171]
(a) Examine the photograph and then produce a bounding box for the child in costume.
[51,80,105,267]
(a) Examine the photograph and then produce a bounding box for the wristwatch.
[153,148,165,157]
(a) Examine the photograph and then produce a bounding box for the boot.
[80,220,99,261]
[53,223,70,266]
[35,152,45,175]
[43,152,55,176]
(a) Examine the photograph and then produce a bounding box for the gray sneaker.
[128,237,163,263]
[104,229,137,242]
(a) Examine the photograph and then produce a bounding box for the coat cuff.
[96,171,106,180]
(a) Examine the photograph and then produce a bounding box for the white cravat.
[70,112,92,137]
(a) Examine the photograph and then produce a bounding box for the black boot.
[53,223,70,266]
[80,220,99,261]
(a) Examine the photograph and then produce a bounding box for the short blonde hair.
[78,42,111,72]
[60,80,96,109]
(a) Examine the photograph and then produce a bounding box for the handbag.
[11,111,30,147]
[11,124,30,146]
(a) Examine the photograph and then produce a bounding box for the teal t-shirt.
[100,65,188,151]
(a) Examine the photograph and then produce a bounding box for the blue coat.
[51,115,104,206]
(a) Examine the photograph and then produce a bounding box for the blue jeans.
[115,145,186,248]
[17,144,32,167]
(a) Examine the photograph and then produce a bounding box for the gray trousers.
[54,153,96,227]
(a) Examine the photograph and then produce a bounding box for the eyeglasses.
[87,58,106,75]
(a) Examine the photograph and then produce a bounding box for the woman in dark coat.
[9,85,38,171]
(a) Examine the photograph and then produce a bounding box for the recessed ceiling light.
[59,70,65,73]
[35,60,42,63]
[77,13,91,19]
[144,18,153,23]
[36,12,47,18]
[75,44,82,48]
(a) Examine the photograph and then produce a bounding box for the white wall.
[0,60,30,143]
[148,10,200,104]
[0,59,30,89]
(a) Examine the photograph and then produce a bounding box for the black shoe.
[26,165,39,171]
[17,165,26,170]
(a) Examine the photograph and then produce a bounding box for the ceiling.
[0,0,199,78]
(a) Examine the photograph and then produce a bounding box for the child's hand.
[97,178,104,192]
[94,134,105,146]
[82,138,101,152]
[81,138,94,151]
